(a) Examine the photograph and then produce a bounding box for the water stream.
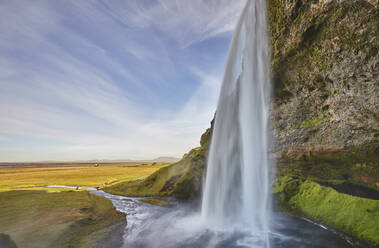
[87,189,353,248]
[202,0,271,245]
[41,185,352,247]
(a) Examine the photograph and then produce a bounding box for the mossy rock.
[0,233,18,248]
[277,141,379,189]
[275,176,379,245]
[268,0,378,155]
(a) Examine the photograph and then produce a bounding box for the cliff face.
[270,0,378,151]
[268,0,378,186]
[268,1,379,245]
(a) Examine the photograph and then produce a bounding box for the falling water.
[201,0,271,246]
[84,3,352,247]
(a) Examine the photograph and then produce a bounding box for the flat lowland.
[0,162,171,248]
[0,162,170,192]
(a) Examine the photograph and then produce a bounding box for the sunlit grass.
[0,190,125,248]
[0,163,170,192]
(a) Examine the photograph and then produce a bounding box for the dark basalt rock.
[268,0,378,156]
[318,181,379,200]
[0,233,18,248]
[267,0,379,188]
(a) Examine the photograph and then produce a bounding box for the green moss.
[291,116,330,129]
[268,0,377,99]
[291,181,379,244]
[277,141,379,188]
[310,46,332,70]
[276,141,379,245]
[274,176,304,211]
[275,177,379,245]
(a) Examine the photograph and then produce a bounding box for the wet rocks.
[0,234,17,248]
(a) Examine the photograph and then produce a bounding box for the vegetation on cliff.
[274,176,379,246]
[268,1,379,244]
[268,0,378,156]
[277,140,379,189]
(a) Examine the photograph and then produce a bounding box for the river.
[87,188,353,248]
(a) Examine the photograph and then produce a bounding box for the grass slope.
[103,146,207,199]
[274,176,379,246]
[0,190,125,248]
[103,125,212,199]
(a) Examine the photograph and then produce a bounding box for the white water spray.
[201,0,271,246]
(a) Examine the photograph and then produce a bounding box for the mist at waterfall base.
[91,1,354,247]
[91,189,353,248]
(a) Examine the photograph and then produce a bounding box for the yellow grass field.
[0,163,170,192]
[0,162,171,247]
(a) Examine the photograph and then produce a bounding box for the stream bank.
[90,188,354,248]
[0,190,125,248]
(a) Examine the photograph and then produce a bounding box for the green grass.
[103,146,207,199]
[103,160,189,197]
[275,177,379,245]
[291,181,379,244]
[0,162,172,247]
[104,125,212,199]
[0,190,125,248]
[0,163,170,192]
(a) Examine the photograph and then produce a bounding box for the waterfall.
[201,0,271,246]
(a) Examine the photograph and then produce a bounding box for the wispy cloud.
[0,0,244,162]
[97,0,246,47]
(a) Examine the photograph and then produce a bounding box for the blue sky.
[0,0,246,162]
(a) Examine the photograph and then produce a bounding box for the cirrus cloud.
[0,0,246,162]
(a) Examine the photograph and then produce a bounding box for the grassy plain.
[0,162,170,192]
[0,162,171,248]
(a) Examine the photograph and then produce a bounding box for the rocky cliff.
[269,1,379,245]
[268,0,378,187]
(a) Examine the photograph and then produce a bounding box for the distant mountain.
[150,157,180,163]
[92,157,180,163]
[0,157,180,164]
